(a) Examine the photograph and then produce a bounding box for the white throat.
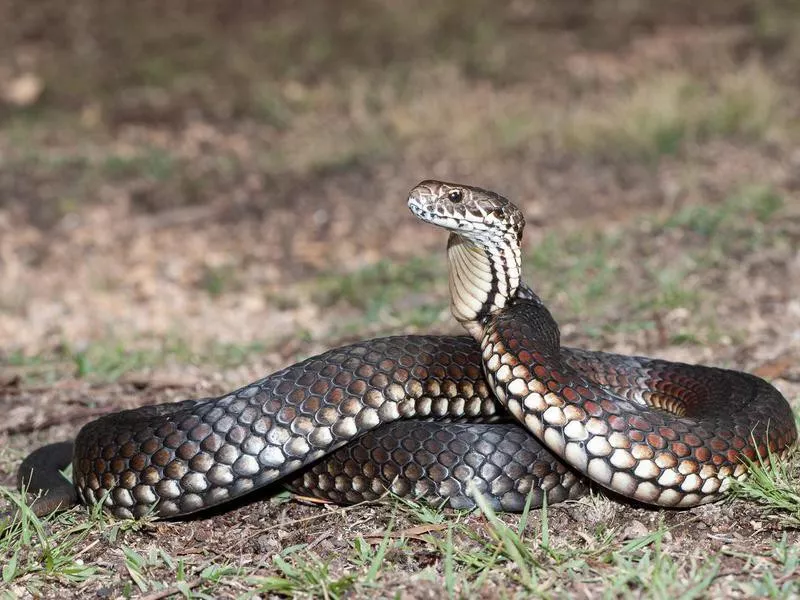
[446,233,521,341]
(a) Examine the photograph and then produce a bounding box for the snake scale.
[15,180,797,519]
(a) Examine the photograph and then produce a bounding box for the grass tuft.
[730,447,800,529]
[606,526,720,599]
[248,545,357,599]
[469,481,541,590]
[0,488,104,590]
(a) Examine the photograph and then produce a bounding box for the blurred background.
[2,4,800,596]
[1,0,798,383]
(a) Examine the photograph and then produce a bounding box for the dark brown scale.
[287,421,586,511]
[28,335,586,518]
[484,299,797,505]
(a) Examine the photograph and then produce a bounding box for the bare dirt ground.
[1,1,799,598]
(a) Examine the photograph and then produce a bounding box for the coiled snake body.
[16,181,797,518]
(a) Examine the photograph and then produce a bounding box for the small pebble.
[621,520,649,540]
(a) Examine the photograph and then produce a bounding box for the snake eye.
[447,189,463,203]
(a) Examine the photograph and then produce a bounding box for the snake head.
[407,180,525,246]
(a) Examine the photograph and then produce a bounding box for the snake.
[13,180,797,519]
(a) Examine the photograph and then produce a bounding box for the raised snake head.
[407,180,525,249]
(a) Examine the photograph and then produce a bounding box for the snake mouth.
[407,200,425,218]
[408,198,453,230]
[408,193,476,235]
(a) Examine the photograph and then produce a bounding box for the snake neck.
[447,232,521,341]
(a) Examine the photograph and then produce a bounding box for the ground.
[1,1,800,598]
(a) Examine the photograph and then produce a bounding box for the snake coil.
[15,180,796,518]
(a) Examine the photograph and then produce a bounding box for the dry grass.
[559,63,785,160]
